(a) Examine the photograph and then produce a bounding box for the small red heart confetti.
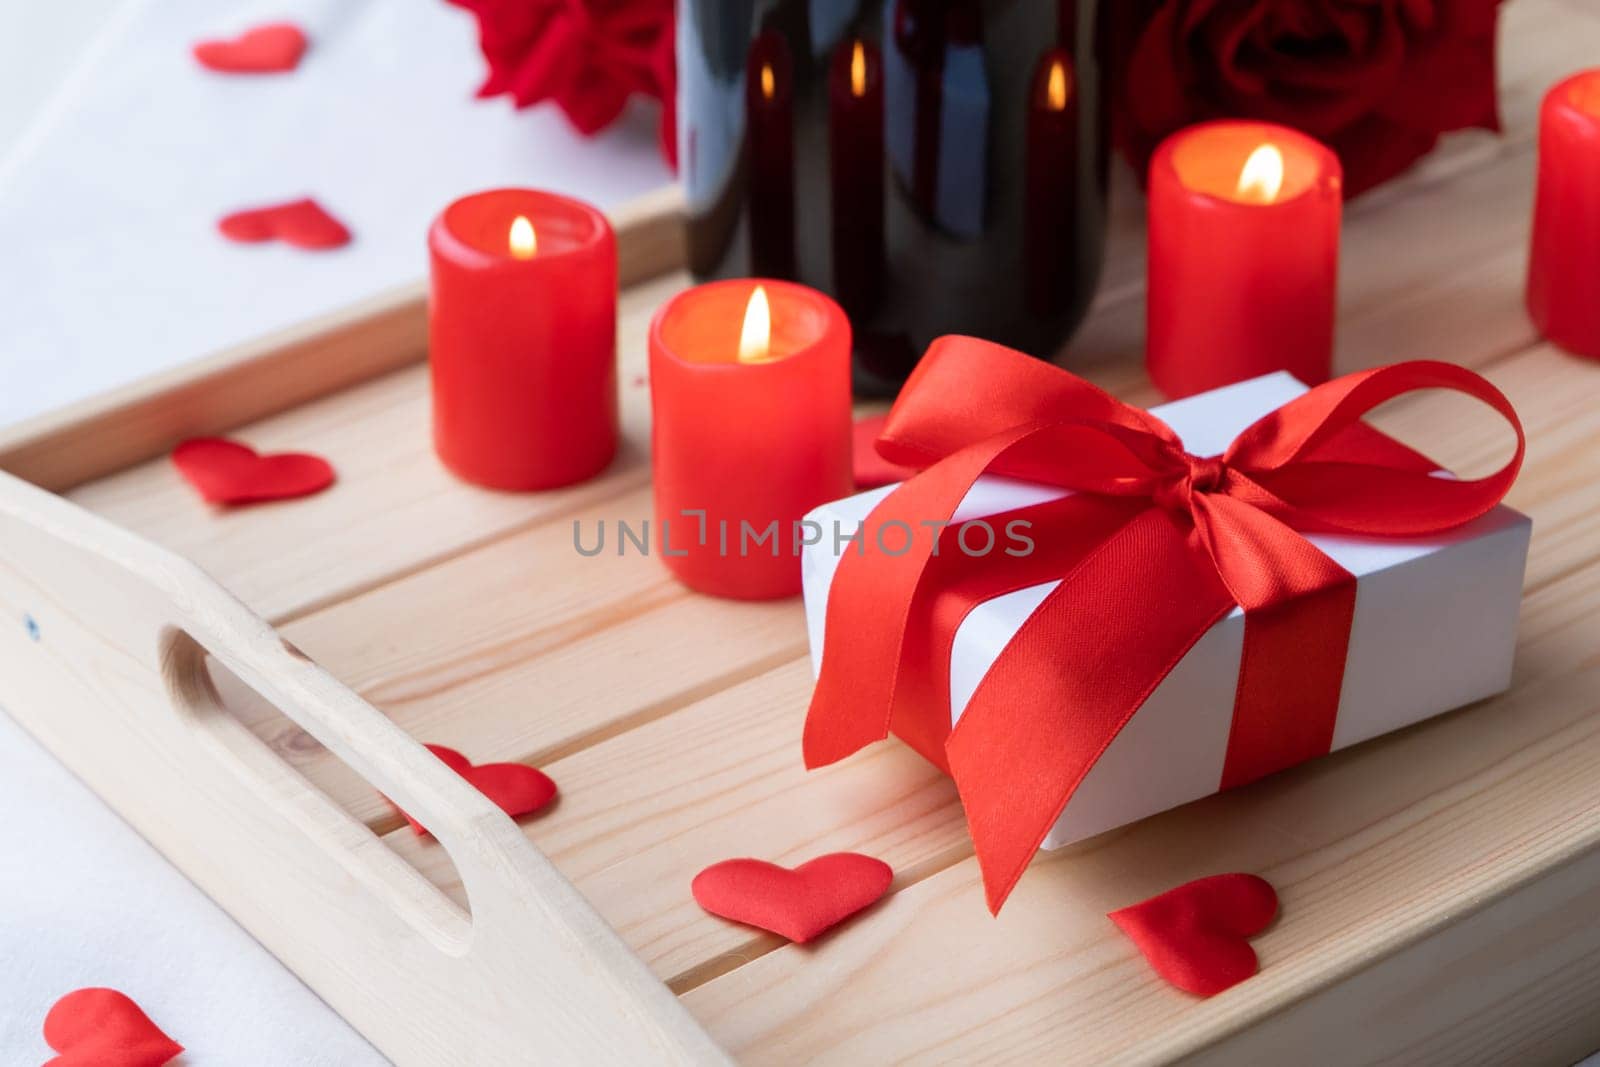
[43,988,183,1067]
[692,853,893,943]
[172,437,335,506]
[218,198,351,250]
[193,21,308,74]
[1108,873,1278,997]
[853,413,920,490]
[397,744,558,836]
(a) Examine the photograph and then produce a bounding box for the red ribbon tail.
[802,667,890,768]
[803,423,1094,770]
[944,510,1234,913]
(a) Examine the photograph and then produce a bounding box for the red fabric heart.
[1108,873,1278,997]
[692,853,893,943]
[193,22,308,74]
[171,437,335,506]
[852,413,921,490]
[43,988,182,1067]
[397,744,558,836]
[218,198,351,250]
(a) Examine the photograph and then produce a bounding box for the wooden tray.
[6,7,1600,1061]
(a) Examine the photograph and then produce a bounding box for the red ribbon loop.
[804,340,1523,913]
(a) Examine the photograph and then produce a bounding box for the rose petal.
[1330,114,1441,196]
[1111,0,1507,199]
[447,0,673,147]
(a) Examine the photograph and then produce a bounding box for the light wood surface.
[3,1,1599,1062]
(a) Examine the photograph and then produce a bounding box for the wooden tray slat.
[220,487,808,828]
[386,658,968,991]
[66,272,681,623]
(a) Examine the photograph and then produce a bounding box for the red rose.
[449,0,676,167]
[1113,0,1504,197]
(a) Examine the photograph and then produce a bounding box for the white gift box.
[802,372,1532,848]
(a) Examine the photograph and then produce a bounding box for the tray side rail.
[0,469,728,1066]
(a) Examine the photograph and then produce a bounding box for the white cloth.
[0,0,672,427]
[0,1,670,1062]
[0,712,390,1064]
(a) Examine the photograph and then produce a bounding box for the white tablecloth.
[0,712,391,1064]
[0,1,670,1062]
[0,0,671,428]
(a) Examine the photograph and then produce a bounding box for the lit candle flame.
[509,215,537,259]
[738,285,772,364]
[760,63,775,101]
[851,41,866,98]
[1235,144,1286,204]
[1046,59,1068,112]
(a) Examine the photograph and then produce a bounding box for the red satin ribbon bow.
[803,337,1524,913]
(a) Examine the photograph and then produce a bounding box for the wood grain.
[383,658,967,990]
[222,486,809,827]
[65,271,680,622]
[1189,816,1600,1066]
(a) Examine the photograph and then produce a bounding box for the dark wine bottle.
[678,0,1111,395]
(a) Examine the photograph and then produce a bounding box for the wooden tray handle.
[0,471,726,1063]
[161,620,523,956]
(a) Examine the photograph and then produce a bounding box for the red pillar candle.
[1527,70,1600,360]
[429,188,618,489]
[1146,121,1342,399]
[829,37,885,317]
[649,280,852,600]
